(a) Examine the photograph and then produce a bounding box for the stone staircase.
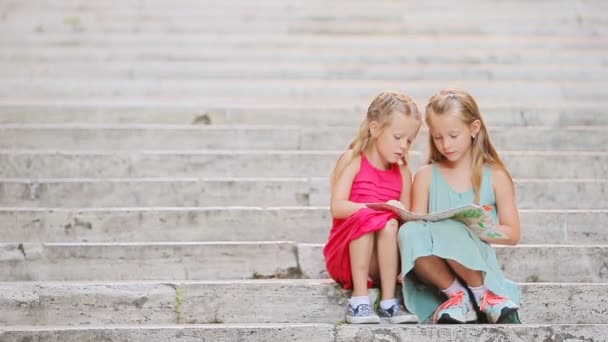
[1,0,607,341]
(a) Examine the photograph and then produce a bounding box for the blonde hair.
[425,89,513,203]
[331,91,421,186]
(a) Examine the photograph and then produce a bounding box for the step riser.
[0,106,606,126]
[1,24,603,36]
[0,243,605,283]
[0,281,605,325]
[1,209,605,245]
[1,80,607,101]
[1,127,606,151]
[1,179,604,208]
[2,152,606,179]
[6,1,608,11]
[0,242,299,281]
[4,9,605,23]
[297,244,608,284]
[3,64,608,81]
[1,324,607,342]
[3,51,606,65]
[0,34,605,49]
[0,325,334,342]
[336,325,608,342]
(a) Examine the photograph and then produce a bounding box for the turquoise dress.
[398,164,520,323]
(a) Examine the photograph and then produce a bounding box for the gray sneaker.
[378,303,418,324]
[346,303,380,324]
[433,291,478,324]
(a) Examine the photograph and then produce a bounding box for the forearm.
[330,200,367,219]
[484,224,520,246]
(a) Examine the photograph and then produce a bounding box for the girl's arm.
[486,167,521,245]
[410,164,432,214]
[395,164,413,210]
[330,151,366,219]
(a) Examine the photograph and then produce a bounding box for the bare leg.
[376,219,399,300]
[446,259,484,287]
[368,239,380,285]
[413,255,455,289]
[349,232,374,297]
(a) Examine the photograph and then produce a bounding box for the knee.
[398,221,426,242]
[378,219,399,237]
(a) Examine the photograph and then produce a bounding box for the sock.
[349,295,370,308]
[380,298,399,310]
[469,284,487,305]
[440,278,467,297]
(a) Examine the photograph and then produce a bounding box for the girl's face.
[428,113,480,163]
[371,113,421,165]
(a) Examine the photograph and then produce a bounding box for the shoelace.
[433,291,465,322]
[481,291,507,311]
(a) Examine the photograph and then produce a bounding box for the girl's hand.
[386,200,405,210]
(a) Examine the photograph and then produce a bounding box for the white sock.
[380,298,399,310]
[469,284,487,305]
[440,279,467,297]
[349,295,370,308]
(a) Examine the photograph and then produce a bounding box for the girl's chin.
[389,155,401,163]
[443,153,460,162]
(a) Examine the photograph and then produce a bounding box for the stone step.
[2,48,607,66]
[4,62,608,81]
[0,241,298,281]
[2,150,606,179]
[6,0,608,11]
[1,125,606,151]
[4,4,605,20]
[1,178,605,209]
[2,79,607,101]
[1,17,604,35]
[1,33,605,50]
[1,324,607,342]
[1,207,606,245]
[0,103,606,126]
[6,323,608,342]
[296,243,608,283]
[0,242,605,283]
[4,9,605,22]
[0,280,606,325]
[4,13,605,29]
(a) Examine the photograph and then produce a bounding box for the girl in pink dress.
[324,91,422,324]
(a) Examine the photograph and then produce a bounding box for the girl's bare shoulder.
[489,164,514,191]
[335,149,362,174]
[413,163,434,180]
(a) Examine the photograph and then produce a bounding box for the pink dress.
[323,153,403,289]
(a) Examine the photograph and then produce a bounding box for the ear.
[369,120,381,138]
[470,119,481,138]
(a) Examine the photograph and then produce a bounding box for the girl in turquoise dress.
[398,89,521,324]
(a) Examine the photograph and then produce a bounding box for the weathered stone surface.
[0,280,606,325]
[1,208,606,244]
[297,243,608,283]
[0,242,299,281]
[2,151,607,179]
[2,324,608,342]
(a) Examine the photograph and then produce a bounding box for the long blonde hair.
[425,89,513,204]
[331,91,421,186]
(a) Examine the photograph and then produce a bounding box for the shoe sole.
[435,311,478,324]
[346,316,380,324]
[495,307,521,324]
[380,315,419,324]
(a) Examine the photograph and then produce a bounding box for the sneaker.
[346,303,380,324]
[479,291,520,324]
[378,303,418,324]
[433,291,478,324]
